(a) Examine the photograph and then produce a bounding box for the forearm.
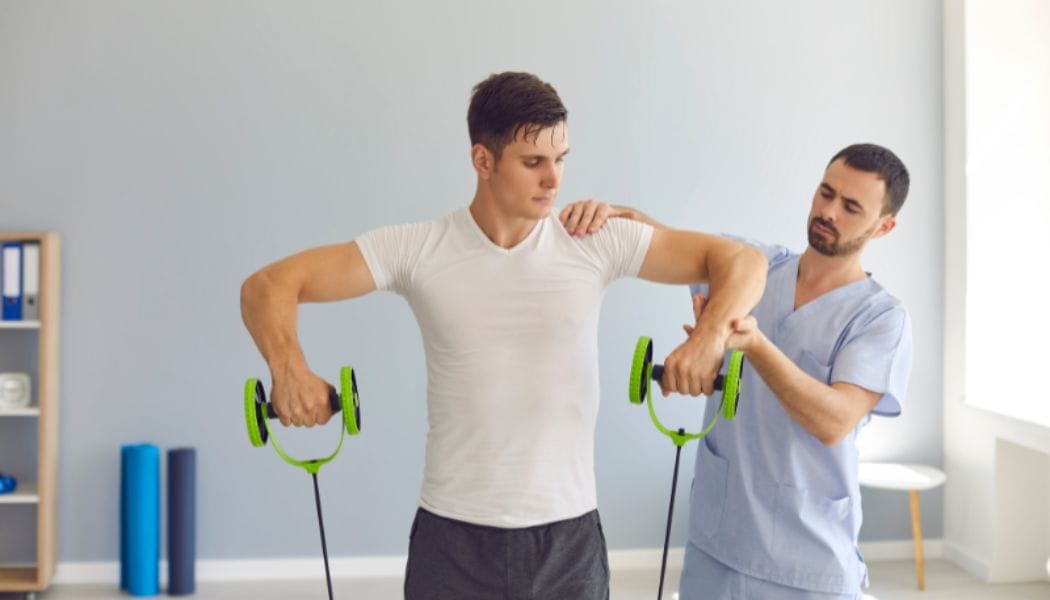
[240,270,309,375]
[240,242,376,375]
[692,244,766,340]
[744,333,858,445]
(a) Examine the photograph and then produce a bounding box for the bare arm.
[639,229,767,396]
[725,316,881,445]
[240,242,376,426]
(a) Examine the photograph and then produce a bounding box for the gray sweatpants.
[404,507,610,600]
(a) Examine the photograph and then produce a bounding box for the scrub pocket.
[771,482,854,590]
[692,436,729,539]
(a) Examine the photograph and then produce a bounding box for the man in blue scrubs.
[561,143,913,598]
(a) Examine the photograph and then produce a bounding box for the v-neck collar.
[779,255,872,324]
[462,206,545,256]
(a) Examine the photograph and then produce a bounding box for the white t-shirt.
[356,206,653,527]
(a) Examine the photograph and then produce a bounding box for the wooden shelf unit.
[0,232,60,593]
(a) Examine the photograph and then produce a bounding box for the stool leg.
[909,489,925,590]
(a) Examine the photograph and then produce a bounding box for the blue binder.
[2,242,23,320]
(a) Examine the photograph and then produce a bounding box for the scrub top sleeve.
[724,234,792,266]
[831,305,913,417]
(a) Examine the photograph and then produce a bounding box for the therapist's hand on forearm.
[725,315,763,354]
[685,293,760,352]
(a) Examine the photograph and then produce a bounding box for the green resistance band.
[242,366,362,600]
[627,335,745,600]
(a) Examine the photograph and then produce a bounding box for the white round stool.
[858,462,947,591]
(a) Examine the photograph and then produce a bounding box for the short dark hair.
[829,143,910,216]
[467,72,568,159]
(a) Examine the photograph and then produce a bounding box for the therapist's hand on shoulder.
[559,199,635,236]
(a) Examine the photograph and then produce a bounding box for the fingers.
[271,378,332,428]
[732,315,757,333]
[660,334,726,397]
[581,201,611,234]
[660,369,674,397]
[316,405,333,426]
[681,294,709,338]
[315,385,337,425]
[661,357,711,397]
[692,294,707,321]
[579,202,599,235]
[560,199,611,236]
[559,204,579,230]
[724,316,760,352]
[285,399,316,428]
[567,202,594,235]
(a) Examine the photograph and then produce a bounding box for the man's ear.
[872,214,897,239]
[471,144,495,180]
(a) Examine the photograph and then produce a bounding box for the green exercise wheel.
[244,366,361,472]
[628,335,745,600]
[629,336,744,443]
[242,366,362,600]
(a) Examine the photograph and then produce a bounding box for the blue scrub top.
[686,237,912,595]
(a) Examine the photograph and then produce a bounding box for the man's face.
[482,122,568,221]
[806,158,896,257]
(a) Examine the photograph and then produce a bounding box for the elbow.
[742,245,768,279]
[723,243,767,300]
[818,431,846,447]
[240,269,273,311]
[817,422,852,447]
[719,242,766,281]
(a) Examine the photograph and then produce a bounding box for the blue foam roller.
[120,446,130,591]
[123,444,160,596]
[167,448,196,595]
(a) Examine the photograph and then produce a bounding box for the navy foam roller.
[167,448,196,595]
[123,444,160,596]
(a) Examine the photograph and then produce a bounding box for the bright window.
[964,0,1050,426]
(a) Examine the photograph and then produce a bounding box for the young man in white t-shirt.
[241,71,767,599]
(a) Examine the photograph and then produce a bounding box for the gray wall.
[0,0,944,562]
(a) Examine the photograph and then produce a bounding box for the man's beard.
[807,217,873,257]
